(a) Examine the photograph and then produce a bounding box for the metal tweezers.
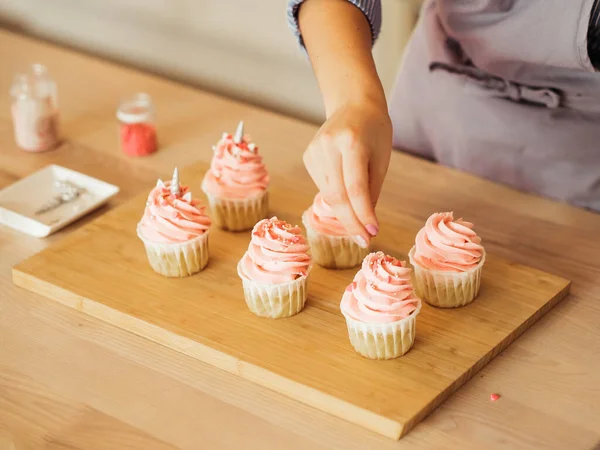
[35,180,82,216]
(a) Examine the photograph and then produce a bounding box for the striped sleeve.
[287,0,382,49]
[588,0,600,69]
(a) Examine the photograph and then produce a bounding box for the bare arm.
[295,0,392,247]
[299,0,385,117]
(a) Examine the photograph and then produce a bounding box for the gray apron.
[389,0,600,211]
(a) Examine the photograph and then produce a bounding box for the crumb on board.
[490,393,501,402]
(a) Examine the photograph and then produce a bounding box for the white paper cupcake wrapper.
[408,246,485,308]
[237,262,309,318]
[137,228,209,277]
[302,211,369,269]
[203,190,268,231]
[342,305,421,360]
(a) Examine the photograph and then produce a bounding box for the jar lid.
[11,64,55,100]
[116,93,154,123]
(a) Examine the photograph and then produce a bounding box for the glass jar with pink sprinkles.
[10,64,60,152]
[116,93,158,157]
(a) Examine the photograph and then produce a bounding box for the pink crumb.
[490,393,501,402]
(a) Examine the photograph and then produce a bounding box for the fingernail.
[366,224,379,236]
[355,235,369,248]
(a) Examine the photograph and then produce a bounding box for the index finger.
[320,153,370,248]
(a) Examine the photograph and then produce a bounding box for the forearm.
[298,0,387,116]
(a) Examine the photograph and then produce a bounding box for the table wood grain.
[12,160,571,439]
[1,29,599,449]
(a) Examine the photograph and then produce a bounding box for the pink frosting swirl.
[201,132,269,199]
[341,252,421,324]
[412,212,483,272]
[238,217,311,284]
[303,192,347,236]
[138,180,211,243]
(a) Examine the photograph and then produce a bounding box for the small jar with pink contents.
[10,64,60,152]
[116,93,158,157]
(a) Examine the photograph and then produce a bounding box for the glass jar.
[10,64,60,152]
[116,93,158,157]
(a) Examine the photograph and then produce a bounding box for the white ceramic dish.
[0,164,119,237]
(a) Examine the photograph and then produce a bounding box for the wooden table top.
[1,29,599,450]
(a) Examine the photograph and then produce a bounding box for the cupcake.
[201,121,269,231]
[340,252,421,360]
[302,193,370,269]
[408,212,485,308]
[237,217,311,318]
[137,167,211,277]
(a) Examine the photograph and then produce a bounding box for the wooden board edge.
[399,280,572,437]
[11,268,405,440]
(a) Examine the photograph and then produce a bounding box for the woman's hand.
[297,0,390,246]
[303,99,392,247]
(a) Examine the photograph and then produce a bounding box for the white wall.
[0,0,419,122]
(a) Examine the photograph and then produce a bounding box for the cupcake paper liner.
[302,212,369,269]
[204,191,268,232]
[237,263,308,318]
[342,306,421,360]
[408,246,485,308]
[137,228,209,277]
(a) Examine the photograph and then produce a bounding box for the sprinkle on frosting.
[340,252,421,324]
[201,128,269,199]
[238,217,311,284]
[412,212,483,272]
[303,192,348,236]
[138,178,210,244]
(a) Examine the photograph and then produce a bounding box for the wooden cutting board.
[12,162,570,440]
